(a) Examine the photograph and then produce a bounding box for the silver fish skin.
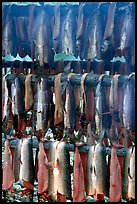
[103,3,117,43]
[32,10,52,66]
[64,80,76,132]
[82,7,103,60]
[119,5,135,53]
[61,7,76,56]
[2,74,9,122]
[123,74,135,131]
[128,146,135,200]
[19,138,34,185]
[53,5,61,53]
[48,141,71,199]
[122,146,132,199]
[95,74,107,137]
[13,138,22,182]
[34,77,50,134]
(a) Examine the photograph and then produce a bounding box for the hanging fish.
[48,141,71,200]
[11,76,25,118]
[25,74,34,111]
[61,7,77,56]
[109,145,122,202]
[123,73,135,131]
[95,74,109,139]
[2,139,14,191]
[53,5,61,53]
[37,141,49,195]
[2,74,9,122]
[82,5,103,61]
[118,4,135,57]
[19,138,34,190]
[31,9,53,67]
[33,77,50,135]
[13,138,22,182]
[76,3,85,57]
[102,2,117,60]
[128,146,135,201]
[122,146,132,199]
[86,142,108,200]
[54,73,64,126]
[73,146,85,202]
[2,10,17,57]
[64,73,76,133]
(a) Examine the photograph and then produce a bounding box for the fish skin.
[86,123,96,146]
[2,12,13,56]
[13,138,22,182]
[123,73,135,131]
[82,7,103,60]
[48,141,71,199]
[73,146,85,202]
[109,146,122,202]
[86,145,96,196]
[103,3,117,44]
[11,77,25,118]
[61,7,76,56]
[122,146,132,199]
[37,141,49,194]
[32,10,53,67]
[19,138,34,189]
[54,73,64,126]
[95,74,108,138]
[86,86,95,123]
[2,74,9,122]
[64,74,76,132]
[118,5,135,57]
[73,85,81,131]
[25,74,34,111]
[128,146,135,200]
[34,77,50,134]
[94,142,109,199]
[2,140,14,191]
[76,4,85,57]
[53,5,61,53]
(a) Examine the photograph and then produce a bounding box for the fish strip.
[73,146,85,202]
[109,146,122,202]
[25,74,34,111]
[2,140,14,191]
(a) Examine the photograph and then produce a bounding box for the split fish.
[53,5,61,53]
[118,4,135,57]
[37,141,49,194]
[64,73,76,132]
[54,73,64,126]
[122,146,132,199]
[61,7,76,56]
[2,10,17,57]
[33,77,50,134]
[123,73,135,131]
[48,141,71,200]
[2,139,14,191]
[82,6,103,60]
[2,74,9,122]
[128,146,135,200]
[86,142,108,200]
[73,146,85,202]
[13,138,22,182]
[95,74,108,138]
[25,74,34,111]
[19,138,34,190]
[109,145,122,202]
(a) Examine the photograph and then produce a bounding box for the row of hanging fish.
[2,137,135,202]
[2,2,135,67]
[2,71,135,147]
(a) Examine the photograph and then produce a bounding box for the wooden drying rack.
[2,138,129,156]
